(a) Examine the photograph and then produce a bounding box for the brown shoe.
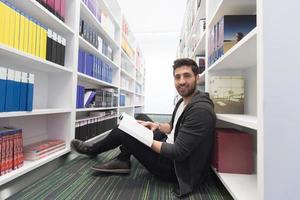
[91,157,131,174]
[71,139,98,156]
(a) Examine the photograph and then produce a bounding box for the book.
[12,70,21,111]
[0,67,7,112]
[118,112,153,147]
[84,90,96,108]
[209,76,244,114]
[26,73,34,111]
[213,128,253,174]
[5,69,14,112]
[19,72,28,111]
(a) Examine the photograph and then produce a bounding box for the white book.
[118,112,153,147]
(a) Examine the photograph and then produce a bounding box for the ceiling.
[117,0,187,35]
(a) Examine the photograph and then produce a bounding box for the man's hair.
[173,58,199,76]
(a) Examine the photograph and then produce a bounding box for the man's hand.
[137,120,159,131]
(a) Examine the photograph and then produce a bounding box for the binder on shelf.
[12,70,21,111]
[0,67,7,112]
[8,4,15,47]
[60,0,65,21]
[46,29,53,61]
[19,12,26,52]
[19,72,28,111]
[213,128,253,174]
[47,0,55,14]
[13,7,20,50]
[26,73,34,111]
[56,35,62,66]
[5,69,14,112]
[0,0,5,44]
[2,1,10,46]
[54,0,61,19]
[40,24,47,60]
[51,31,57,63]
[61,37,66,66]
[35,22,41,58]
[23,13,29,53]
[28,17,34,55]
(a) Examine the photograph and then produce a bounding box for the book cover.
[213,128,253,174]
[26,73,34,111]
[118,112,153,147]
[2,1,10,46]
[209,76,244,114]
[19,72,27,111]
[220,15,256,56]
[12,70,21,111]
[56,34,62,65]
[5,69,14,112]
[8,4,16,48]
[84,90,96,108]
[23,14,29,53]
[0,1,5,44]
[19,12,25,52]
[13,7,20,50]
[54,0,61,19]
[51,31,57,63]
[40,24,47,60]
[60,0,65,21]
[35,22,41,58]
[61,37,66,66]
[46,29,53,61]
[31,19,37,56]
[0,66,7,112]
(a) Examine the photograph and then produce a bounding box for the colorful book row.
[208,15,256,66]
[0,127,23,176]
[78,48,113,84]
[36,0,65,21]
[0,67,34,112]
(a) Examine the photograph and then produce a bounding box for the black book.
[46,29,53,61]
[61,37,66,66]
[51,31,57,63]
[56,35,62,66]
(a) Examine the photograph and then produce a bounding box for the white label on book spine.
[7,69,14,81]
[0,67,7,80]
[21,72,27,83]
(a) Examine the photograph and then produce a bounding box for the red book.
[54,0,61,19]
[213,128,253,174]
[18,130,24,168]
[47,0,55,13]
[0,132,2,175]
[60,0,65,21]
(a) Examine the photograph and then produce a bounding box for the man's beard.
[176,80,197,97]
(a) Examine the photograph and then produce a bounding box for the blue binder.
[19,72,28,111]
[0,67,7,112]
[13,71,21,111]
[5,69,15,112]
[26,73,34,111]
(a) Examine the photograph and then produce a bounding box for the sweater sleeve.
[160,107,214,161]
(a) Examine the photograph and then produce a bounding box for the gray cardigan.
[160,90,216,197]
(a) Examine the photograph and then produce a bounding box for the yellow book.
[19,12,25,51]
[14,8,20,50]
[23,15,29,53]
[28,17,34,55]
[35,22,40,58]
[0,1,5,44]
[9,5,16,47]
[31,20,37,56]
[40,25,47,60]
[3,2,11,45]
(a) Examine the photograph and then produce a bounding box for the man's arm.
[151,140,162,153]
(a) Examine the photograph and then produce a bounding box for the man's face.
[174,65,198,97]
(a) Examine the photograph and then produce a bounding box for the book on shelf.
[24,139,65,161]
[209,76,244,114]
[118,112,153,147]
[212,128,253,174]
[84,90,96,108]
[208,15,256,66]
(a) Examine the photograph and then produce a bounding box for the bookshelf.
[0,0,145,187]
[180,0,300,199]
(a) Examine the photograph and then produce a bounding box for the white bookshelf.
[0,0,145,188]
[179,0,258,199]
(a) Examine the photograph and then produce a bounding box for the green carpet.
[8,149,233,200]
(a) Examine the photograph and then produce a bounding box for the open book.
[118,112,153,147]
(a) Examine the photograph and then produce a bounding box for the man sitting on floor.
[71,58,216,198]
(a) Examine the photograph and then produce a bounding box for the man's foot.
[71,139,98,156]
[91,157,131,174]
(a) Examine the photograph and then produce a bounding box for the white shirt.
[166,102,186,144]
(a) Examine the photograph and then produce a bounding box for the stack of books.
[0,127,23,175]
[24,139,65,161]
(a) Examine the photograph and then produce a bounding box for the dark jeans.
[92,113,177,181]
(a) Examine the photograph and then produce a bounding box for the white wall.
[117,0,186,114]
[136,32,179,114]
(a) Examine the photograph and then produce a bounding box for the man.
[71,58,216,198]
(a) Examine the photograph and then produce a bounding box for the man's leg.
[91,128,176,181]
